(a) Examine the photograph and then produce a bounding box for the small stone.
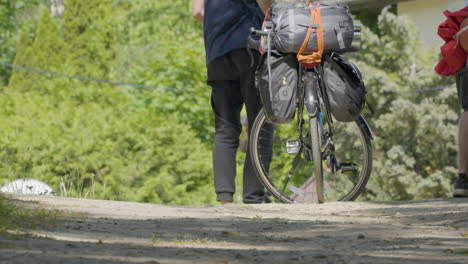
[357,234,366,239]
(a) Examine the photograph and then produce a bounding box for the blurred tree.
[0,89,215,205]
[8,31,35,90]
[59,0,126,105]
[0,0,42,85]
[0,0,17,84]
[112,0,213,144]
[349,8,458,200]
[1,0,217,205]
[62,0,115,79]
[9,8,66,94]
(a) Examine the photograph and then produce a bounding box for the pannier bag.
[271,1,355,54]
[323,55,366,122]
[256,51,299,124]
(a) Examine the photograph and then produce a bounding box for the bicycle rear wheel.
[250,110,372,203]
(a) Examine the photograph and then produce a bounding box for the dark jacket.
[203,0,263,64]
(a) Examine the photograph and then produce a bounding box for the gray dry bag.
[271,2,356,54]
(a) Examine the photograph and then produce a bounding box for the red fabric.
[460,18,468,52]
[435,7,468,76]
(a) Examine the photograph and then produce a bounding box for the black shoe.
[454,174,468,197]
[264,195,272,204]
[243,195,272,204]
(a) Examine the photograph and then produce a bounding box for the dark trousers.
[207,49,265,203]
[457,67,468,111]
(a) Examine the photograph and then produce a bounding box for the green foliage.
[32,8,66,86]
[2,0,216,205]
[112,0,213,144]
[8,31,35,90]
[0,194,16,231]
[350,8,459,200]
[9,8,66,93]
[0,88,215,205]
[0,1,17,84]
[0,0,43,84]
[62,0,115,79]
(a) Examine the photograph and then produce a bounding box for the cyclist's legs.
[210,81,243,202]
[208,49,267,203]
[231,49,267,203]
[459,112,468,175]
[458,67,468,175]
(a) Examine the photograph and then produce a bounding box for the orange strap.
[297,2,324,66]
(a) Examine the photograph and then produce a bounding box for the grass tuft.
[0,194,63,234]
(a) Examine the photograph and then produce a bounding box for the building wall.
[448,0,468,11]
[397,0,467,47]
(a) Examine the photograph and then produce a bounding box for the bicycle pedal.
[285,139,301,155]
[338,163,358,174]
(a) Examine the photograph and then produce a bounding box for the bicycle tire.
[250,110,372,203]
[309,116,324,203]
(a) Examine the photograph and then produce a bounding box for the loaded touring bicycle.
[247,1,373,203]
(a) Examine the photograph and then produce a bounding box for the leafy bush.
[351,8,458,200]
[0,0,42,84]
[3,0,216,205]
[0,88,215,205]
[112,0,213,144]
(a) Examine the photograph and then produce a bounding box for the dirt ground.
[0,194,468,264]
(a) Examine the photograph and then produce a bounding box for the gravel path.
[1,194,468,264]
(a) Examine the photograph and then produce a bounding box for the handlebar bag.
[271,2,354,54]
[256,51,299,124]
[323,54,366,122]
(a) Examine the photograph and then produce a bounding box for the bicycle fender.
[357,115,374,140]
[304,72,319,117]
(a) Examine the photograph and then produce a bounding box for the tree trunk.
[51,0,64,17]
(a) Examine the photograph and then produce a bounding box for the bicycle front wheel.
[250,110,372,203]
